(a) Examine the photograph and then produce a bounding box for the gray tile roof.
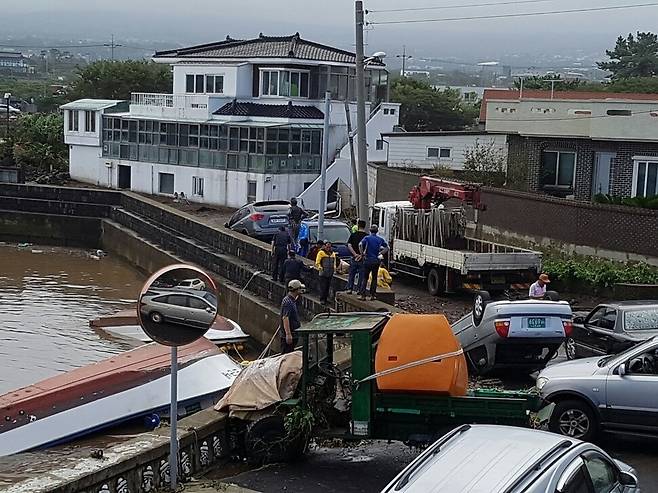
[155,33,383,66]
[214,101,324,119]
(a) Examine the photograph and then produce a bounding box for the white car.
[175,278,206,290]
[452,292,573,374]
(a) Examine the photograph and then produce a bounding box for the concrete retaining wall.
[0,211,102,247]
[1,409,230,493]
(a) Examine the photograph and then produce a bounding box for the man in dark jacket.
[283,250,308,287]
[288,197,307,245]
[271,226,291,282]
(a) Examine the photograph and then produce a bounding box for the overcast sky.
[4,0,657,61]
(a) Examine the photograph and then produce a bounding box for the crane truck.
[372,176,542,295]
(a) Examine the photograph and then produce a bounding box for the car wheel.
[426,267,445,296]
[565,337,578,360]
[549,399,597,441]
[472,290,491,326]
[150,311,163,324]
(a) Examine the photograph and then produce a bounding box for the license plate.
[270,218,286,223]
[527,317,546,329]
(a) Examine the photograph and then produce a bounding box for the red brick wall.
[479,187,658,257]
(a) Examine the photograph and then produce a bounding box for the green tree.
[606,76,658,93]
[513,74,586,91]
[11,113,68,178]
[462,139,506,186]
[68,60,173,101]
[598,32,658,79]
[390,77,476,131]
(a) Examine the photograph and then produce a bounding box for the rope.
[354,348,464,386]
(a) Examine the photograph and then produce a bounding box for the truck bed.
[393,238,542,274]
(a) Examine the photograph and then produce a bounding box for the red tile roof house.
[480,89,658,201]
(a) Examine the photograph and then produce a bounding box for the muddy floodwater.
[0,243,145,394]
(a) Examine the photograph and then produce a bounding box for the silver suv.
[381,425,639,493]
[139,289,217,329]
[538,336,658,442]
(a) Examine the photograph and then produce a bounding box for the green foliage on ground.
[0,76,67,113]
[390,77,478,131]
[462,139,506,186]
[593,193,658,210]
[543,254,658,288]
[68,60,173,101]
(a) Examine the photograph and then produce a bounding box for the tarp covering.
[214,351,303,417]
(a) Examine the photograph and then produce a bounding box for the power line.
[0,43,108,49]
[368,2,658,25]
[369,0,561,13]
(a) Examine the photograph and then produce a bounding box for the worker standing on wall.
[346,219,367,294]
[359,225,389,301]
[288,197,307,246]
[279,280,304,353]
[315,241,338,305]
[271,226,292,283]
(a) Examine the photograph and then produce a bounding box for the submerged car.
[225,200,291,241]
[538,336,658,442]
[566,301,658,360]
[381,424,640,493]
[139,289,217,329]
[452,292,573,374]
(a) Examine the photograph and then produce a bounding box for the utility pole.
[355,0,369,223]
[104,34,122,60]
[318,91,331,241]
[396,45,412,77]
[343,99,359,208]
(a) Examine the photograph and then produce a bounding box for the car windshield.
[203,291,217,306]
[624,308,658,331]
[308,225,350,244]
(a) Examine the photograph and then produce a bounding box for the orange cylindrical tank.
[374,314,468,396]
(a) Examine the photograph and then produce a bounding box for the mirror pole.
[169,346,179,490]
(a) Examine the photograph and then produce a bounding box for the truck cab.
[371,200,414,244]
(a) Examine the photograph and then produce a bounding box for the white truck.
[371,200,543,295]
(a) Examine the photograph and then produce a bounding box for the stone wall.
[0,211,102,247]
[374,166,423,203]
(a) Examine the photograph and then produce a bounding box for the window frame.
[375,139,385,151]
[260,68,310,98]
[192,176,204,197]
[632,159,658,198]
[84,110,96,133]
[541,150,577,188]
[427,147,451,159]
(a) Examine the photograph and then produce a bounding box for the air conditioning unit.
[105,162,113,168]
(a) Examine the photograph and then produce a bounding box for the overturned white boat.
[0,338,242,457]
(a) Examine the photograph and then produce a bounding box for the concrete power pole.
[318,91,331,241]
[355,0,369,223]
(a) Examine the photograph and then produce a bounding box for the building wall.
[477,187,658,259]
[507,135,658,200]
[386,133,507,170]
[374,166,424,203]
[69,145,105,186]
[172,64,242,97]
[63,110,101,146]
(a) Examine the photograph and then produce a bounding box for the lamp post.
[4,93,11,139]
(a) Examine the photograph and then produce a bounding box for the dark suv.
[226,201,290,241]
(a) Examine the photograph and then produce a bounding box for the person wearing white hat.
[279,279,305,353]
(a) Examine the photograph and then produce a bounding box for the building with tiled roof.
[481,88,658,201]
[63,34,398,209]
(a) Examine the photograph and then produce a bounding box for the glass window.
[179,124,189,147]
[188,296,208,309]
[633,161,658,198]
[262,71,270,96]
[261,70,309,97]
[624,308,658,331]
[166,294,188,307]
[561,466,590,493]
[195,75,204,94]
[440,148,451,158]
[85,110,96,133]
[583,455,618,493]
[193,176,204,197]
[186,74,195,93]
[280,71,290,97]
[159,172,174,194]
[427,147,439,158]
[227,154,238,169]
[541,151,575,188]
[72,110,79,131]
[376,139,384,151]
[588,308,617,331]
[311,131,321,155]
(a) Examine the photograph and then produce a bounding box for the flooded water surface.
[0,244,144,394]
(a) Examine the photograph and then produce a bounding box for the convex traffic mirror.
[137,264,218,346]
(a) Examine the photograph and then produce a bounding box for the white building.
[382,131,508,170]
[63,33,399,209]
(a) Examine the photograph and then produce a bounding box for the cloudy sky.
[4,0,657,60]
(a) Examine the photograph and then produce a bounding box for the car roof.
[384,425,576,493]
[604,300,658,309]
[303,219,349,227]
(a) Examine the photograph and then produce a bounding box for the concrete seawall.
[0,211,102,248]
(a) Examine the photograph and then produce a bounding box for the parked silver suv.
[381,425,639,493]
[538,336,658,442]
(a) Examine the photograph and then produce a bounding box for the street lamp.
[4,92,11,139]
